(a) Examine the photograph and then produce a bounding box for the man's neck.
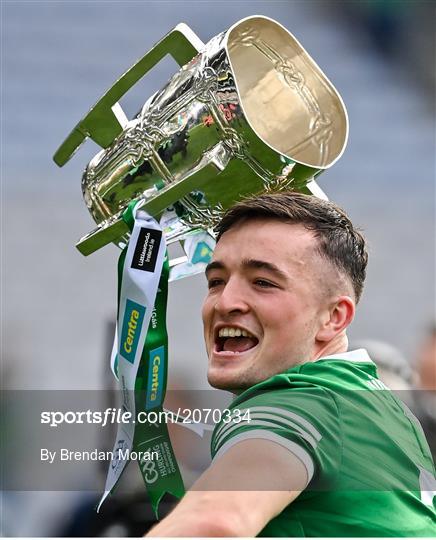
[312,333,349,361]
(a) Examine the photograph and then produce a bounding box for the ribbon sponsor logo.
[139,448,159,484]
[119,299,146,364]
[146,346,165,410]
[131,227,162,272]
[192,241,213,264]
[121,375,131,413]
[111,438,128,472]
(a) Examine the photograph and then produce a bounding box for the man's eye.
[254,279,276,288]
[207,278,224,289]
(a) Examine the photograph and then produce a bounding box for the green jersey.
[211,350,436,537]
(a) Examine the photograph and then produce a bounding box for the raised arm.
[145,438,308,537]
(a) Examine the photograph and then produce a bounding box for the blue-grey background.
[1,0,434,536]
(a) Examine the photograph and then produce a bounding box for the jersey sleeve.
[211,385,342,488]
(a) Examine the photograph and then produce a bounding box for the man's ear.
[316,296,355,342]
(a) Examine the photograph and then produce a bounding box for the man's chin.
[207,367,253,393]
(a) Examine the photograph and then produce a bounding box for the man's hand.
[145,438,308,537]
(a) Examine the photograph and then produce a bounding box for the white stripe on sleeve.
[213,429,314,485]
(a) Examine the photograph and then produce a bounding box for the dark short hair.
[215,191,368,303]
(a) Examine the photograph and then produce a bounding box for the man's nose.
[214,278,249,316]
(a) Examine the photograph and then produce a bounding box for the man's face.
[202,218,332,391]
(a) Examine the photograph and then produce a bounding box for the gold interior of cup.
[227,17,348,168]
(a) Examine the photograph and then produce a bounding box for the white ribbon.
[98,202,166,511]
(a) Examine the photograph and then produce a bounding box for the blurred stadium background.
[1,0,435,536]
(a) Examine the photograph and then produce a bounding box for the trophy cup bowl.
[54,15,348,270]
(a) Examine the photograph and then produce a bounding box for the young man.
[148,192,435,537]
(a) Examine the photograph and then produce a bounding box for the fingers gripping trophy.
[54,15,348,515]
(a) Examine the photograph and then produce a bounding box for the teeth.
[218,327,253,338]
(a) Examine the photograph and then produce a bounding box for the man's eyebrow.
[205,261,226,276]
[242,259,289,280]
[205,259,289,281]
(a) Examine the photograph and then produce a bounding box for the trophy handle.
[75,144,231,256]
[53,23,204,166]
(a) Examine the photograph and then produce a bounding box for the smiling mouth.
[214,328,259,354]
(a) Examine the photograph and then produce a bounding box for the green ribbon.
[112,201,185,517]
[133,254,185,517]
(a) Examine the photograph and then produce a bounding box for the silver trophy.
[54,15,348,273]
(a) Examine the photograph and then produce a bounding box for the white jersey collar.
[316,348,374,364]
